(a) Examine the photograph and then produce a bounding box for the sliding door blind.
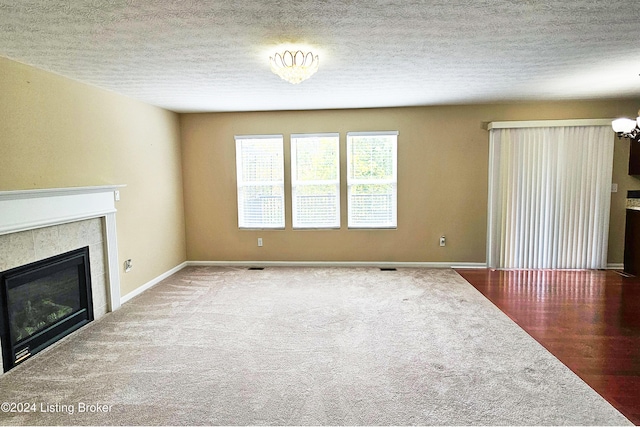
[235,135,285,229]
[291,133,340,228]
[487,125,613,269]
[347,132,398,228]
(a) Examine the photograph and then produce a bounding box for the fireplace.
[0,185,123,374]
[0,247,94,372]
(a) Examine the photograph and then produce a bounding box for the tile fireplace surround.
[0,186,123,373]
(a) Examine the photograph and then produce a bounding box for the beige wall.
[181,101,640,265]
[3,53,638,271]
[0,56,187,296]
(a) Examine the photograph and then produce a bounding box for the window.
[235,135,285,229]
[291,133,340,228]
[347,131,398,228]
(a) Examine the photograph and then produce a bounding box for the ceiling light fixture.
[269,50,319,84]
[612,110,640,142]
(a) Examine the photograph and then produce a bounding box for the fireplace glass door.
[7,265,81,344]
[0,247,93,371]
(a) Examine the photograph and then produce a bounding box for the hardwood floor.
[455,268,640,425]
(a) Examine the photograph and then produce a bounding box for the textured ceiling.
[1,0,640,112]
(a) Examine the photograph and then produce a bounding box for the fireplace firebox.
[0,247,93,372]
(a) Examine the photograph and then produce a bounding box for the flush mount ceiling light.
[612,110,640,142]
[269,49,319,84]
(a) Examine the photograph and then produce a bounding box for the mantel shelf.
[0,185,124,312]
[0,185,126,201]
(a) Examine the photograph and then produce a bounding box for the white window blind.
[347,131,398,228]
[235,135,285,229]
[487,124,613,269]
[291,133,340,228]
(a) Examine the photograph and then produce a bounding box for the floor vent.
[380,268,397,271]
[248,267,265,271]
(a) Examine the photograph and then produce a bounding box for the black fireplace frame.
[0,246,93,372]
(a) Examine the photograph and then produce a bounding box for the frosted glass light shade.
[612,118,637,133]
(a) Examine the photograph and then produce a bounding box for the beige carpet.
[0,267,631,425]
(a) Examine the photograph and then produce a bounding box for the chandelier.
[612,110,640,142]
[269,50,319,84]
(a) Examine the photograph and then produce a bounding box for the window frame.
[234,134,286,229]
[290,133,341,229]
[346,131,398,229]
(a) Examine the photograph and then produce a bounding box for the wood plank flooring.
[455,268,640,425]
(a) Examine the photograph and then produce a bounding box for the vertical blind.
[235,135,285,229]
[291,133,340,228]
[347,131,398,228]
[487,124,613,269]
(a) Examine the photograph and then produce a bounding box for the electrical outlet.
[257,238,263,247]
[439,236,446,247]
[124,259,133,272]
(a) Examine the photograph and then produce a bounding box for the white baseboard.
[120,261,188,304]
[186,260,488,269]
[606,263,624,270]
[450,263,488,269]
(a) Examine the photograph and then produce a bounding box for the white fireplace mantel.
[0,185,125,311]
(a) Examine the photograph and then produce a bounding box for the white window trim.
[346,131,399,136]
[235,135,285,229]
[346,131,398,229]
[291,133,340,229]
